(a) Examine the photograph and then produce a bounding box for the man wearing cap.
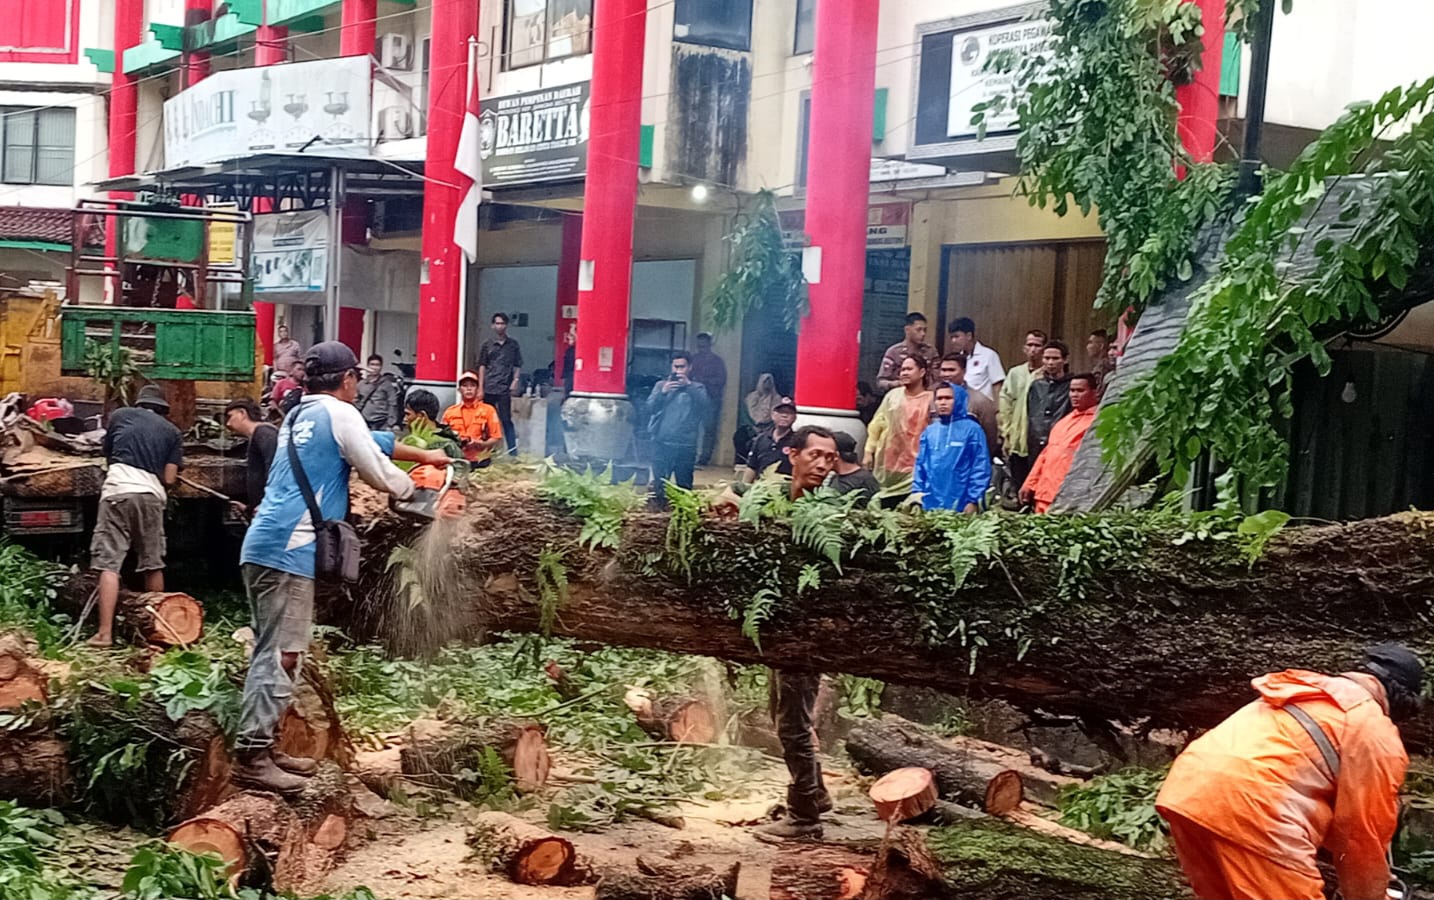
[743,397,798,482]
[87,384,184,647]
[235,342,453,793]
[1157,644,1422,900]
[442,372,504,468]
[688,332,728,467]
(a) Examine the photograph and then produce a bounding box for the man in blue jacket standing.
[914,383,990,512]
[647,351,710,508]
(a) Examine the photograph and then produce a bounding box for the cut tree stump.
[275,653,354,768]
[847,716,1023,814]
[350,481,1434,750]
[595,856,738,900]
[466,811,581,886]
[119,592,203,646]
[862,826,950,900]
[0,633,47,708]
[869,767,938,823]
[400,717,550,793]
[168,763,356,894]
[769,845,871,900]
[947,736,1080,808]
[0,725,68,807]
[623,687,718,744]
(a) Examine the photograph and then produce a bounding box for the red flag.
[453,38,482,262]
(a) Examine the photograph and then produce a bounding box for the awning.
[92,152,430,200]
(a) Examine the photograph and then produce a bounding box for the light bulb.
[691,184,709,203]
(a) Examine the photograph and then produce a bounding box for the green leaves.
[1058,766,1170,852]
[148,650,242,735]
[535,546,569,636]
[121,844,234,900]
[703,189,809,334]
[536,463,642,552]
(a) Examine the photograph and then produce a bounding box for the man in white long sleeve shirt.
[234,342,450,793]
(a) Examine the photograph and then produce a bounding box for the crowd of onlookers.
[714,314,1119,513]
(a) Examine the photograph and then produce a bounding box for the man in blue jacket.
[914,383,990,512]
[647,351,710,508]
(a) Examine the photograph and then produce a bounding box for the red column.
[1175,0,1225,162]
[184,0,212,86]
[414,0,478,386]
[572,0,646,397]
[338,307,366,354]
[553,213,582,385]
[792,0,878,417]
[251,18,289,364]
[340,0,377,57]
[106,0,144,304]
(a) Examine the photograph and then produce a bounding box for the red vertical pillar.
[553,213,582,385]
[338,307,366,354]
[792,0,878,428]
[183,0,212,86]
[572,0,645,398]
[340,0,377,58]
[251,17,289,364]
[414,0,478,387]
[1175,0,1225,162]
[106,0,144,304]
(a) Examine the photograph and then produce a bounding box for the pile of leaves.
[1057,766,1170,853]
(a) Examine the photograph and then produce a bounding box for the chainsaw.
[392,458,468,520]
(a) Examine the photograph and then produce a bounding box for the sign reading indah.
[479,81,590,187]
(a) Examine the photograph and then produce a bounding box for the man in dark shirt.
[646,352,710,508]
[688,332,728,467]
[744,398,797,482]
[477,312,522,456]
[1026,340,1073,467]
[89,384,183,647]
[826,431,881,503]
[225,399,279,516]
[356,354,402,431]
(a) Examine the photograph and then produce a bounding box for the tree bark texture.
[399,717,551,793]
[768,844,870,900]
[118,592,204,647]
[594,857,738,900]
[466,811,582,886]
[353,482,1434,749]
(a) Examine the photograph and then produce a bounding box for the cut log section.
[360,481,1434,751]
[0,633,48,709]
[947,736,1081,808]
[0,727,68,807]
[623,687,718,744]
[847,716,1023,815]
[400,717,551,793]
[120,592,203,646]
[769,845,871,900]
[275,653,355,768]
[862,826,950,900]
[595,856,738,900]
[467,811,581,886]
[869,767,938,823]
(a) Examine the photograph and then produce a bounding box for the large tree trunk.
[594,857,737,900]
[356,483,1434,748]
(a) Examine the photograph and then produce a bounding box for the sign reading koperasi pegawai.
[164,56,372,168]
[479,82,590,186]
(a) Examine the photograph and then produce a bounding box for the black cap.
[773,396,797,413]
[1364,644,1424,694]
[832,430,859,463]
[304,341,359,377]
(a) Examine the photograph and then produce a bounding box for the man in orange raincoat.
[1156,645,1422,900]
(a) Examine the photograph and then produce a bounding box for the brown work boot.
[233,748,309,795]
[753,816,824,843]
[272,750,318,776]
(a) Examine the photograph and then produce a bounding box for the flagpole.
[454,35,479,380]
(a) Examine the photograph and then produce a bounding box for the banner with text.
[479,81,590,186]
[253,210,328,293]
[778,203,911,251]
[946,17,1053,139]
[164,56,372,168]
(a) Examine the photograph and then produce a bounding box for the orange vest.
[442,400,503,464]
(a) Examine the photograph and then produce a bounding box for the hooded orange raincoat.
[1156,670,1407,900]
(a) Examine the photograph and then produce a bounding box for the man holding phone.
[646,352,709,507]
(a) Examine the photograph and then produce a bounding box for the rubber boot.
[234,748,309,795]
[272,750,318,776]
[753,815,824,842]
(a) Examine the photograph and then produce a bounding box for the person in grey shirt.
[646,351,709,508]
[356,354,402,431]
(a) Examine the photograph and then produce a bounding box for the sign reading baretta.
[479,81,591,187]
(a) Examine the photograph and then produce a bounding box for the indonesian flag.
[453,38,482,263]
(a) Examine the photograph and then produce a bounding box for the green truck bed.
[60,306,256,382]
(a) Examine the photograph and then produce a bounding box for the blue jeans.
[236,563,314,752]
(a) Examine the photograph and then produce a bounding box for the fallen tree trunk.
[862,826,953,900]
[847,716,1024,815]
[769,845,870,900]
[399,717,550,793]
[466,811,582,886]
[355,482,1434,748]
[924,818,1189,899]
[594,856,737,900]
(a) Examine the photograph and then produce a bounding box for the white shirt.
[965,341,1007,400]
[101,462,166,501]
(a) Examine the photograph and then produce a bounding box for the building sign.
[164,56,372,168]
[778,202,911,251]
[479,82,590,186]
[253,210,327,293]
[207,203,238,266]
[909,3,1051,164]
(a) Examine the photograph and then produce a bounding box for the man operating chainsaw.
[1156,644,1422,900]
[399,389,468,519]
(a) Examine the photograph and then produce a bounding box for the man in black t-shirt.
[743,397,797,482]
[224,400,278,516]
[825,431,881,503]
[476,312,523,456]
[89,385,183,647]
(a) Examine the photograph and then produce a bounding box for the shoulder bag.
[285,412,361,584]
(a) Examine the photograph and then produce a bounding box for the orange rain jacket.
[1156,670,1407,900]
[1022,405,1095,512]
